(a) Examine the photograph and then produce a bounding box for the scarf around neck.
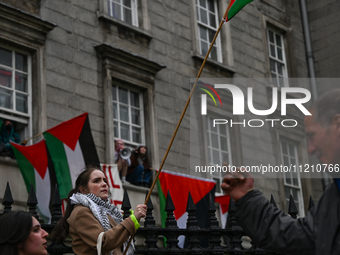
[70,193,135,254]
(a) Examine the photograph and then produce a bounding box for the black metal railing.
[1,182,313,254]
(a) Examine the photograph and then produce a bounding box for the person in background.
[0,119,21,158]
[221,89,340,254]
[127,145,152,187]
[0,211,48,255]
[115,139,130,183]
[50,166,147,255]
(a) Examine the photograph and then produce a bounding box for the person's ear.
[79,186,88,194]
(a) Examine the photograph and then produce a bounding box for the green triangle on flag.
[11,140,54,223]
[226,0,254,22]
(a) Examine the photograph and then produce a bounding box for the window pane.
[276,34,282,47]
[277,63,283,75]
[124,8,132,25]
[211,133,219,148]
[15,73,28,92]
[112,86,117,100]
[268,30,274,43]
[199,0,206,8]
[200,8,208,24]
[113,102,117,118]
[112,3,121,20]
[208,29,215,43]
[16,93,28,113]
[283,155,289,166]
[278,77,284,87]
[277,48,283,61]
[201,41,208,56]
[0,68,12,88]
[209,13,216,27]
[15,52,27,72]
[132,126,141,143]
[219,124,227,136]
[222,152,228,162]
[292,188,298,200]
[0,87,12,109]
[270,45,276,58]
[210,46,217,61]
[119,105,129,122]
[220,137,228,151]
[119,87,128,104]
[0,48,12,67]
[130,91,139,107]
[208,0,214,12]
[131,108,140,125]
[120,123,130,140]
[212,149,219,163]
[199,26,207,41]
[123,0,131,7]
[114,121,118,137]
[270,59,276,72]
[285,186,290,199]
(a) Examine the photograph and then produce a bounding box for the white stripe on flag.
[219,204,228,229]
[177,212,188,248]
[64,141,86,187]
[35,168,51,223]
[101,164,123,210]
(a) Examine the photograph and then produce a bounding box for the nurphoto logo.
[200,84,312,128]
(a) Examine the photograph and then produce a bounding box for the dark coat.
[235,182,340,255]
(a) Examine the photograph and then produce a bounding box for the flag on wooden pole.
[226,0,254,22]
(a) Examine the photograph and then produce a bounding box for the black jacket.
[235,182,340,254]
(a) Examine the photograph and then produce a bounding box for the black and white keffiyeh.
[70,192,135,255]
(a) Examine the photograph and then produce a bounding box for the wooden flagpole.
[123,2,233,254]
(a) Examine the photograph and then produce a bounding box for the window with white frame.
[206,116,232,193]
[196,0,222,62]
[112,84,144,148]
[280,140,304,216]
[0,45,31,141]
[107,0,138,27]
[267,28,288,87]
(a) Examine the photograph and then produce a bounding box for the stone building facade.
[0,0,339,223]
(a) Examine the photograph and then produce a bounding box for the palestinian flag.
[215,194,230,229]
[226,0,253,22]
[157,170,216,248]
[43,113,100,201]
[11,139,57,223]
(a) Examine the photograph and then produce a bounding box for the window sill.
[97,12,153,44]
[0,156,18,167]
[192,53,235,77]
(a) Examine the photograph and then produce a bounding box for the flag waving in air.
[43,113,100,201]
[157,170,216,248]
[226,0,253,22]
[11,139,57,223]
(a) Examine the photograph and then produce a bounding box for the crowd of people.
[115,140,152,187]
